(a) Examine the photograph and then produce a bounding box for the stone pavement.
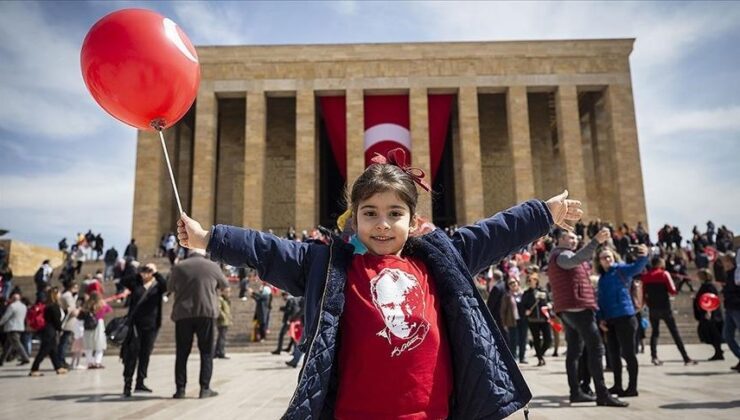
[0,344,737,419]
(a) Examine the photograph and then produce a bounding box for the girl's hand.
[177,213,210,250]
[546,190,584,232]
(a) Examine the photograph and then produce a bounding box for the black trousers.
[175,318,214,390]
[560,310,608,399]
[606,315,639,391]
[528,321,552,360]
[123,327,158,385]
[649,308,690,362]
[31,330,60,372]
[275,320,289,352]
[1,331,30,363]
[56,330,72,366]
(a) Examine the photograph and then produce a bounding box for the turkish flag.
[364,95,410,167]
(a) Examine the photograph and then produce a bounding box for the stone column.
[243,91,267,229]
[410,88,433,219]
[346,89,364,189]
[506,86,536,203]
[556,85,589,212]
[191,82,218,228]
[295,89,317,231]
[132,130,164,256]
[457,86,484,224]
[604,84,647,227]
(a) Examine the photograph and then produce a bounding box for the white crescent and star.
[364,123,411,151]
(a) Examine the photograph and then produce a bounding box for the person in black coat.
[521,272,552,366]
[120,263,168,397]
[694,269,724,361]
[29,287,67,376]
[272,293,302,354]
[486,268,506,329]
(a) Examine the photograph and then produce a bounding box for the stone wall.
[0,239,64,277]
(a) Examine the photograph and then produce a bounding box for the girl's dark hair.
[348,163,419,218]
[45,287,60,305]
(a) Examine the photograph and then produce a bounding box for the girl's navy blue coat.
[207,200,554,419]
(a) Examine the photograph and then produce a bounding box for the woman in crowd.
[595,244,648,397]
[501,278,528,363]
[120,263,168,397]
[80,292,112,369]
[29,287,67,376]
[694,268,724,361]
[521,271,552,366]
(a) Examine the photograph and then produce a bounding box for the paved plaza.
[0,344,737,419]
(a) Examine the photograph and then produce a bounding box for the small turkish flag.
[364,95,410,167]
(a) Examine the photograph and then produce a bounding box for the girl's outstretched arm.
[450,190,583,275]
[178,214,310,297]
[452,200,554,276]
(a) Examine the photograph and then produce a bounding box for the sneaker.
[622,388,639,397]
[28,371,43,377]
[173,389,186,399]
[732,362,740,371]
[135,384,153,393]
[270,350,281,355]
[285,361,298,368]
[596,395,629,407]
[708,353,724,361]
[569,391,596,403]
[684,359,698,366]
[56,368,69,375]
[651,357,663,366]
[607,386,624,396]
[17,360,30,366]
[199,388,219,399]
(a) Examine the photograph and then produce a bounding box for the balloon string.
[158,129,184,216]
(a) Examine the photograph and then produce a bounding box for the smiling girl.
[177,148,582,419]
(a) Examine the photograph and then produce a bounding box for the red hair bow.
[370,148,431,192]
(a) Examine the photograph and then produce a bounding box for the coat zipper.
[286,238,335,414]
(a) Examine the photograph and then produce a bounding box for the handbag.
[107,283,155,346]
[79,310,98,330]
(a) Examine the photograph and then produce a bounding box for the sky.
[1,0,739,253]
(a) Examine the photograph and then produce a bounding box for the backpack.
[78,310,98,330]
[27,303,46,331]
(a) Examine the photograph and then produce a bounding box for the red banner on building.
[319,94,453,184]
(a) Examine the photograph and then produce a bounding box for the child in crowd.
[215,287,232,359]
[80,292,112,369]
[70,318,85,369]
[177,148,581,418]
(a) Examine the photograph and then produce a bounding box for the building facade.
[132,39,647,255]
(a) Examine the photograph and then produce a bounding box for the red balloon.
[549,319,563,333]
[699,293,720,312]
[81,9,200,130]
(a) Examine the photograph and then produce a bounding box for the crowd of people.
[0,213,736,413]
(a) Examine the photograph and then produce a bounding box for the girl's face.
[599,250,615,271]
[354,191,416,256]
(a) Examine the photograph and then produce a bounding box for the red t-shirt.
[335,254,453,419]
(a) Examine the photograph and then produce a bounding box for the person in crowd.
[214,286,232,359]
[34,259,54,302]
[29,287,67,376]
[0,292,30,366]
[595,244,648,397]
[104,247,119,281]
[124,239,138,260]
[548,227,627,407]
[716,251,740,372]
[120,263,168,397]
[94,233,104,261]
[486,268,506,329]
[667,252,693,292]
[176,146,582,418]
[501,278,528,364]
[641,256,697,366]
[521,272,552,366]
[165,232,178,266]
[285,297,306,368]
[168,248,229,399]
[70,317,85,370]
[57,281,79,369]
[1,263,13,301]
[251,280,272,342]
[80,292,112,369]
[693,268,724,361]
[272,291,302,355]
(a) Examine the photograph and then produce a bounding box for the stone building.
[132,39,647,255]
